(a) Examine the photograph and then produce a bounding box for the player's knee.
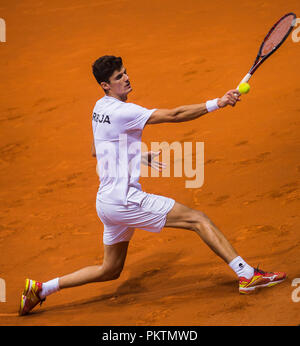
[102,265,124,281]
[193,211,212,231]
[110,267,123,280]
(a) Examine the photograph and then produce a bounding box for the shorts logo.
[93,112,111,124]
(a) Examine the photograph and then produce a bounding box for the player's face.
[106,66,132,100]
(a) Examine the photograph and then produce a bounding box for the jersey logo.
[93,112,111,124]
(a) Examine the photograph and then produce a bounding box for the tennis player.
[19,55,286,315]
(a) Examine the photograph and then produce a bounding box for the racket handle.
[236,73,251,89]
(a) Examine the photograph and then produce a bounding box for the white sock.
[229,256,254,279]
[39,278,60,299]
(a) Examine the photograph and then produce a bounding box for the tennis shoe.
[239,267,286,294]
[19,279,45,316]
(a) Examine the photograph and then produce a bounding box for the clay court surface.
[0,0,300,326]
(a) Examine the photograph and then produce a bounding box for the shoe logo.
[239,263,244,269]
[263,275,276,281]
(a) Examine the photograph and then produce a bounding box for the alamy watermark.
[95,136,204,188]
[0,18,6,42]
[291,278,300,303]
[292,18,300,43]
[0,278,6,302]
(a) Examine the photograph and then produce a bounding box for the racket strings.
[261,14,295,56]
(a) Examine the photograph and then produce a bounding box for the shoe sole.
[19,279,31,316]
[239,278,286,294]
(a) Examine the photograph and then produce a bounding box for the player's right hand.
[218,90,241,108]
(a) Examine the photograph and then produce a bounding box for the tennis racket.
[237,12,297,88]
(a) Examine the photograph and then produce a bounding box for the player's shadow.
[37,252,180,315]
[35,252,234,316]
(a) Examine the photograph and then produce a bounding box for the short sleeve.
[119,102,157,131]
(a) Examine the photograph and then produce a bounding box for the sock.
[229,256,254,279]
[39,278,60,299]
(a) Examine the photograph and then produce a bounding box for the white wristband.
[206,98,220,112]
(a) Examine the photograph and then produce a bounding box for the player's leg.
[19,240,130,315]
[164,201,286,293]
[164,201,237,264]
[59,240,130,289]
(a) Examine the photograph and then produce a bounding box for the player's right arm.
[146,89,240,125]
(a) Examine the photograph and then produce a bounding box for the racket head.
[250,12,297,74]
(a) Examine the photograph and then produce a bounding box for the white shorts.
[96,192,175,245]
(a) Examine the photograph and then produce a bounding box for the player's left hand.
[141,151,166,171]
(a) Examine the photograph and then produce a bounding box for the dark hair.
[92,55,123,85]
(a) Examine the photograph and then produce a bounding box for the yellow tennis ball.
[238,82,250,94]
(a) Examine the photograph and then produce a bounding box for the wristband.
[206,98,220,112]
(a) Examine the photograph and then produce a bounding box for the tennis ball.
[238,82,250,94]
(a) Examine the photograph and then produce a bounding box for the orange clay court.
[0,0,300,326]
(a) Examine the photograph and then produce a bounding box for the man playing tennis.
[19,55,286,315]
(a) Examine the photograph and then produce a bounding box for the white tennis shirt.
[92,95,157,205]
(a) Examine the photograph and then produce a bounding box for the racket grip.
[236,73,251,89]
